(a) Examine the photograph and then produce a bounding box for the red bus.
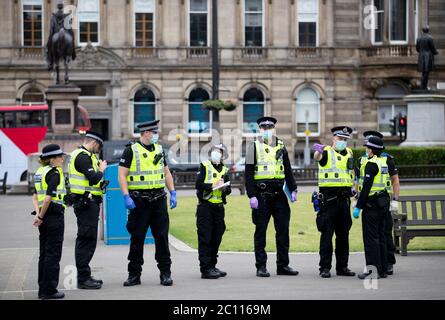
[0,104,91,185]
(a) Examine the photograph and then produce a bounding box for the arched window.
[188,88,210,134]
[134,88,156,134]
[376,83,407,135]
[243,88,264,133]
[296,87,319,135]
[21,87,45,105]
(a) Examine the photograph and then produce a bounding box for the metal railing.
[170,164,445,190]
[397,164,445,181]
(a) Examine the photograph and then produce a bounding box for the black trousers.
[318,196,352,272]
[362,202,388,274]
[252,191,291,269]
[196,202,226,273]
[126,195,171,276]
[74,199,100,282]
[38,210,64,296]
[385,209,397,265]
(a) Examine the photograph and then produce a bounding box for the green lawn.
[169,189,445,252]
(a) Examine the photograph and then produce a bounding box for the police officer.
[312,126,356,278]
[32,144,66,299]
[118,120,177,287]
[69,131,107,289]
[358,131,399,275]
[353,136,391,279]
[195,144,231,279]
[245,117,299,277]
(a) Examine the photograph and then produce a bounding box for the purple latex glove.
[250,197,259,209]
[312,143,325,153]
[291,191,297,203]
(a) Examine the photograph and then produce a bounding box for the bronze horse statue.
[46,2,76,84]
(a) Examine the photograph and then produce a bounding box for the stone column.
[110,73,122,139]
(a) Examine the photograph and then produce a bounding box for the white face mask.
[210,150,222,163]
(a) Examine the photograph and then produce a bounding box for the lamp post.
[211,0,220,142]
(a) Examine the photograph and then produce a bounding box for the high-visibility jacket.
[254,140,285,180]
[318,146,354,187]
[34,165,66,208]
[69,148,102,196]
[201,160,228,204]
[358,155,392,193]
[127,142,165,190]
[359,155,391,196]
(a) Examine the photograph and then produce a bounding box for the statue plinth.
[45,84,81,135]
[41,84,83,153]
[400,94,445,146]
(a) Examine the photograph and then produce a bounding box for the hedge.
[350,147,445,166]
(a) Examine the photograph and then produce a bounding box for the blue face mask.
[335,140,347,151]
[150,133,159,145]
[262,130,273,141]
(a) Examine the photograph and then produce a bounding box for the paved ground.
[1,194,445,300]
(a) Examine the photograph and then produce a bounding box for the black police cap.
[85,131,105,144]
[331,126,353,139]
[137,120,160,133]
[364,136,385,150]
[256,116,277,128]
[41,144,65,159]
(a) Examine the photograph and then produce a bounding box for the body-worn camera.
[153,153,163,165]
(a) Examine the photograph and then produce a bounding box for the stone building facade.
[0,0,444,164]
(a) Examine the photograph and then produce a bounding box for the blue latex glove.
[353,207,361,219]
[291,191,297,203]
[170,190,177,209]
[250,197,259,209]
[123,194,136,210]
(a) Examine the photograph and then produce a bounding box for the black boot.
[160,273,173,286]
[78,278,102,289]
[320,268,331,278]
[387,264,394,275]
[336,267,356,277]
[213,267,227,277]
[40,291,65,300]
[123,275,141,287]
[358,270,383,280]
[277,266,299,276]
[201,269,220,279]
[256,266,270,277]
[89,276,103,285]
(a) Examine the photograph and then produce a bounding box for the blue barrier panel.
[103,163,154,245]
